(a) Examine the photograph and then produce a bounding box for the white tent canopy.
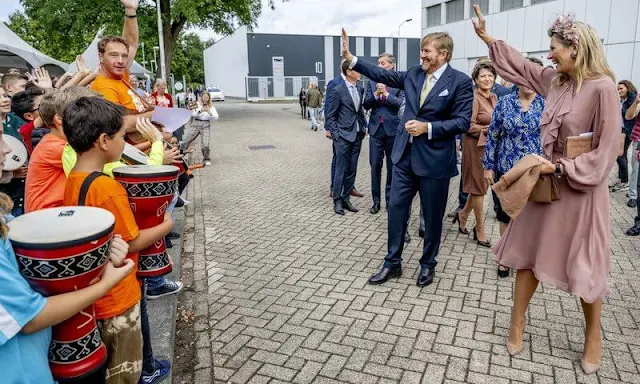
[70,27,151,77]
[0,22,69,75]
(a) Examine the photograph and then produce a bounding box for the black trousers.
[617,135,632,183]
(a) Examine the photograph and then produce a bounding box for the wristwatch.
[126,12,137,18]
[554,164,562,175]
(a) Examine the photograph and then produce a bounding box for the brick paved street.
[183,101,640,384]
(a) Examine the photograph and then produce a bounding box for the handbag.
[528,174,560,203]
[564,133,625,159]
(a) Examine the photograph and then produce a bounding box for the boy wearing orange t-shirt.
[62,96,173,384]
[25,87,98,213]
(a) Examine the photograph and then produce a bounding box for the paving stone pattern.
[185,101,640,384]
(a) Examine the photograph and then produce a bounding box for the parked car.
[207,87,225,101]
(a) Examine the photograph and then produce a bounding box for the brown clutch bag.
[528,174,560,203]
[564,133,625,159]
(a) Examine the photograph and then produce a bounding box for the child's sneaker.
[140,359,171,384]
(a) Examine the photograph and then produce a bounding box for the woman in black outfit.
[613,80,638,196]
[299,87,307,119]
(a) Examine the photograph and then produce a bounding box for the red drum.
[112,165,179,277]
[8,207,115,380]
[121,143,149,165]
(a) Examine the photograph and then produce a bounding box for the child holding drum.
[0,119,135,383]
[62,96,174,384]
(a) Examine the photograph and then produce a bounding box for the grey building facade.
[204,27,421,99]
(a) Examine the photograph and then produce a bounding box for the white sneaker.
[205,160,211,166]
[182,199,191,206]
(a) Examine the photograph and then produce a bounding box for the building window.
[371,38,379,57]
[472,0,490,15]
[446,0,464,23]
[426,4,442,27]
[501,0,524,11]
[531,0,553,4]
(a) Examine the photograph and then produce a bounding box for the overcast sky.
[0,0,422,40]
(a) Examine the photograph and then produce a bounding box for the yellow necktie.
[420,74,434,106]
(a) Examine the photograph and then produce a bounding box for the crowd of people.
[0,0,218,383]
[318,5,627,375]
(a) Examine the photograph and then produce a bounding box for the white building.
[421,0,640,85]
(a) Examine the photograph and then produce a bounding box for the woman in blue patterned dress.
[482,57,545,278]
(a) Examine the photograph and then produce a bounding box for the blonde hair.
[0,193,14,238]
[155,78,167,87]
[421,32,454,62]
[549,21,615,91]
[40,87,99,127]
[200,91,212,108]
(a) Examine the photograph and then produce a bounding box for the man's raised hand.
[341,28,354,62]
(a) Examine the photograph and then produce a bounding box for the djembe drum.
[8,206,115,380]
[112,165,179,277]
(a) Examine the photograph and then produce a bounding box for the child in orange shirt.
[62,96,173,384]
[25,87,98,213]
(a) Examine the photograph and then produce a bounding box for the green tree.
[171,32,205,85]
[8,0,284,78]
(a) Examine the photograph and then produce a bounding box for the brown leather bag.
[528,174,560,203]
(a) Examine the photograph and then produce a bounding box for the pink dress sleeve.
[488,40,556,98]
[558,82,622,192]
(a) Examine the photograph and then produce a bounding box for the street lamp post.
[153,46,159,77]
[140,42,146,70]
[397,18,413,37]
[156,0,167,80]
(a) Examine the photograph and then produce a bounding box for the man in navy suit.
[342,29,473,287]
[362,53,404,215]
[325,60,367,215]
[326,74,364,199]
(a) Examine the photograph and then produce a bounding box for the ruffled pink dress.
[489,40,621,303]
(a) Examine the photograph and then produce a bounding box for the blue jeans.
[140,281,155,372]
[309,107,319,128]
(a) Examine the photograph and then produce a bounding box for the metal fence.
[245,76,319,101]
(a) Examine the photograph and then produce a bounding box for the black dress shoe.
[418,228,425,238]
[167,231,180,240]
[628,199,637,208]
[370,203,380,214]
[626,224,640,236]
[368,266,402,285]
[416,267,435,287]
[334,200,345,215]
[165,237,174,249]
[404,230,411,243]
[343,199,359,212]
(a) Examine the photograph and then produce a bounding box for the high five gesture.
[471,4,495,45]
[341,28,354,63]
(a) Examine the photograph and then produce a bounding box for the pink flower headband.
[549,14,579,46]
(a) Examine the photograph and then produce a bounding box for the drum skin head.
[112,165,180,177]
[4,135,28,171]
[8,207,115,249]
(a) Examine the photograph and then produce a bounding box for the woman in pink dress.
[472,6,621,374]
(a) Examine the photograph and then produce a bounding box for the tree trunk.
[158,0,185,81]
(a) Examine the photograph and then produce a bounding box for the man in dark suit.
[325,60,367,215]
[362,53,404,215]
[326,74,364,199]
[342,29,473,287]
